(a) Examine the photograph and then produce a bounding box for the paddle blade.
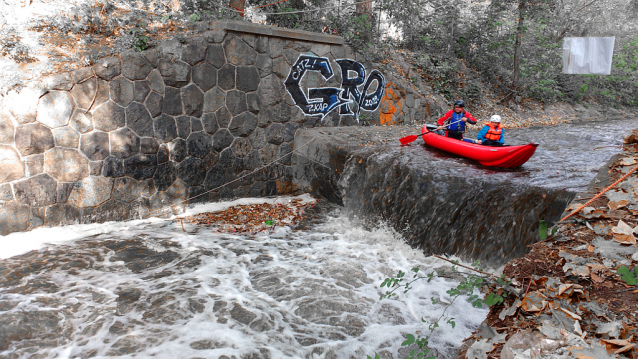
[399,134,418,145]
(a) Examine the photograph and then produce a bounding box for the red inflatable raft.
[420,125,538,168]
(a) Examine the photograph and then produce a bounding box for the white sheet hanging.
[563,37,615,75]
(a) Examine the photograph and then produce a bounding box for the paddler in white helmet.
[476,115,505,146]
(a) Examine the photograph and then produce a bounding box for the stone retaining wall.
[0,21,407,235]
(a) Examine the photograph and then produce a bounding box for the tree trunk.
[512,0,526,90]
[356,0,373,44]
[228,0,245,16]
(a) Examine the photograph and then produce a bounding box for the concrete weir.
[293,126,575,264]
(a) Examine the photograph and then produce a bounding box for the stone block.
[259,143,278,164]
[181,84,204,118]
[0,202,30,235]
[205,29,226,44]
[255,54,272,78]
[0,113,14,144]
[113,177,153,203]
[92,100,126,132]
[178,156,206,187]
[44,147,89,182]
[246,93,260,114]
[258,108,272,128]
[176,115,191,139]
[56,182,74,202]
[26,154,44,175]
[53,126,80,148]
[202,112,218,135]
[13,174,57,206]
[216,107,232,128]
[206,44,226,69]
[169,138,188,162]
[231,137,252,157]
[265,123,284,145]
[271,57,289,79]
[226,90,247,116]
[6,85,46,124]
[159,59,191,88]
[43,72,74,91]
[70,78,109,111]
[89,160,103,176]
[110,127,140,159]
[311,43,330,57]
[236,66,260,93]
[36,91,74,128]
[219,147,236,168]
[15,123,55,156]
[249,127,266,150]
[166,178,188,203]
[45,203,80,226]
[109,76,134,107]
[283,48,298,66]
[154,161,177,191]
[191,118,203,132]
[0,145,25,183]
[228,112,257,138]
[145,91,164,118]
[163,87,183,116]
[269,37,284,59]
[121,52,153,80]
[133,81,151,103]
[102,155,125,177]
[126,102,154,137]
[71,67,94,83]
[217,64,236,91]
[157,144,169,163]
[182,40,207,65]
[192,62,216,92]
[69,109,93,133]
[140,137,159,154]
[330,45,345,59]
[80,131,110,160]
[93,57,122,80]
[272,103,291,123]
[124,154,158,180]
[147,69,165,95]
[243,149,262,171]
[187,132,213,158]
[255,36,269,54]
[284,122,298,142]
[143,49,160,68]
[0,183,12,201]
[278,142,292,165]
[202,150,220,168]
[153,114,178,143]
[67,176,114,207]
[212,128,233,152]
[204,165,224,190]
[204,87,225,113]
[257,75,284,107]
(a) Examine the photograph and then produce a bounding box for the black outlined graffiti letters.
[284,55,385,121]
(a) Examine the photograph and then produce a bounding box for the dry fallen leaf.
[611,220,637,245]
[608,200,630,211]
[590,272,604,283]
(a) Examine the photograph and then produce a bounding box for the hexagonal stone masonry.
[145,91,164,118]
[257,74,284,107]
[226,90,247,116]
[153,115,178,143]
[236,66,260,92]
[217,64,236,91]
[206,44,226,69]
[192,62,216,92]
[15,123,55,156]
[110,76,135,107]
[212,128,233,152]
[231,137,252,157]
[126,102,154,137]
[202,113,219,135]
[71,67,94,83]
[216,107,232,128]
[121,52,153,80]
[140,137,159,154]
[13,174,57,207]
[147,69,165,95]
[176,115,191,139]
[157,144,169,163]
[204,87,225,114]
[70,78,109,111]
[80,131,110,160]
[0,113,14,144]
[269,37,284,59]
[43,72,74,91]
[89,160,103,175]
[178,157,206,187]
[112,177,154,203]
[102,155,125,177]
[228,112,257,137]
[0,145,25,183]
[169,138,187,162]
[0,183,13,201]
[182,39,207,65]
[36,91,74,128]
[223,35,257,66]
[265,123,284,145]
[163,87,183,116]
[67,176,115,207]
[93,57,122,81]
[133,81,151,103]
[191,118,203,132]
[124,154,158,180]
[187,132,213,159]
[159,59,191,88]
[26,154,44,175]
[181,84,204,118]
[0,202,31,235]
[44,147,89,182]
[92,100,126,132]
[154,161,177,191]
[110,127,140,159]
[255,54,272,78]
[247,93,260,114]
[69,109,93,133]
[53,126,80,148]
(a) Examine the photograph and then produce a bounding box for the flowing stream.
[0,117,635,359]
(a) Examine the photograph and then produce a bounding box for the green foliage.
[617,266,638,286]
[189,12,201,22]
[129,28,150,52]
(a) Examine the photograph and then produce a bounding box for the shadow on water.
[337,118,635,265]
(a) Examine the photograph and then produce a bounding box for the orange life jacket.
[484,123,503,141]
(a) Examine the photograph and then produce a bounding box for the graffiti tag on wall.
[284,55,385,121]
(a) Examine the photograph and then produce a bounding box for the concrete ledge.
[212,20,344,45]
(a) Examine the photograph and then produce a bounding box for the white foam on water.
[0,196,489,358]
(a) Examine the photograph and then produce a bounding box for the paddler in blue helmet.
[436,100,477,140]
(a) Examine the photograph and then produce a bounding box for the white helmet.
[490,115,501,123]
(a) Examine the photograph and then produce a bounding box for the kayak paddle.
[399,119,465,146]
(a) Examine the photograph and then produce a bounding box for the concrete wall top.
[211,21,344,45]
